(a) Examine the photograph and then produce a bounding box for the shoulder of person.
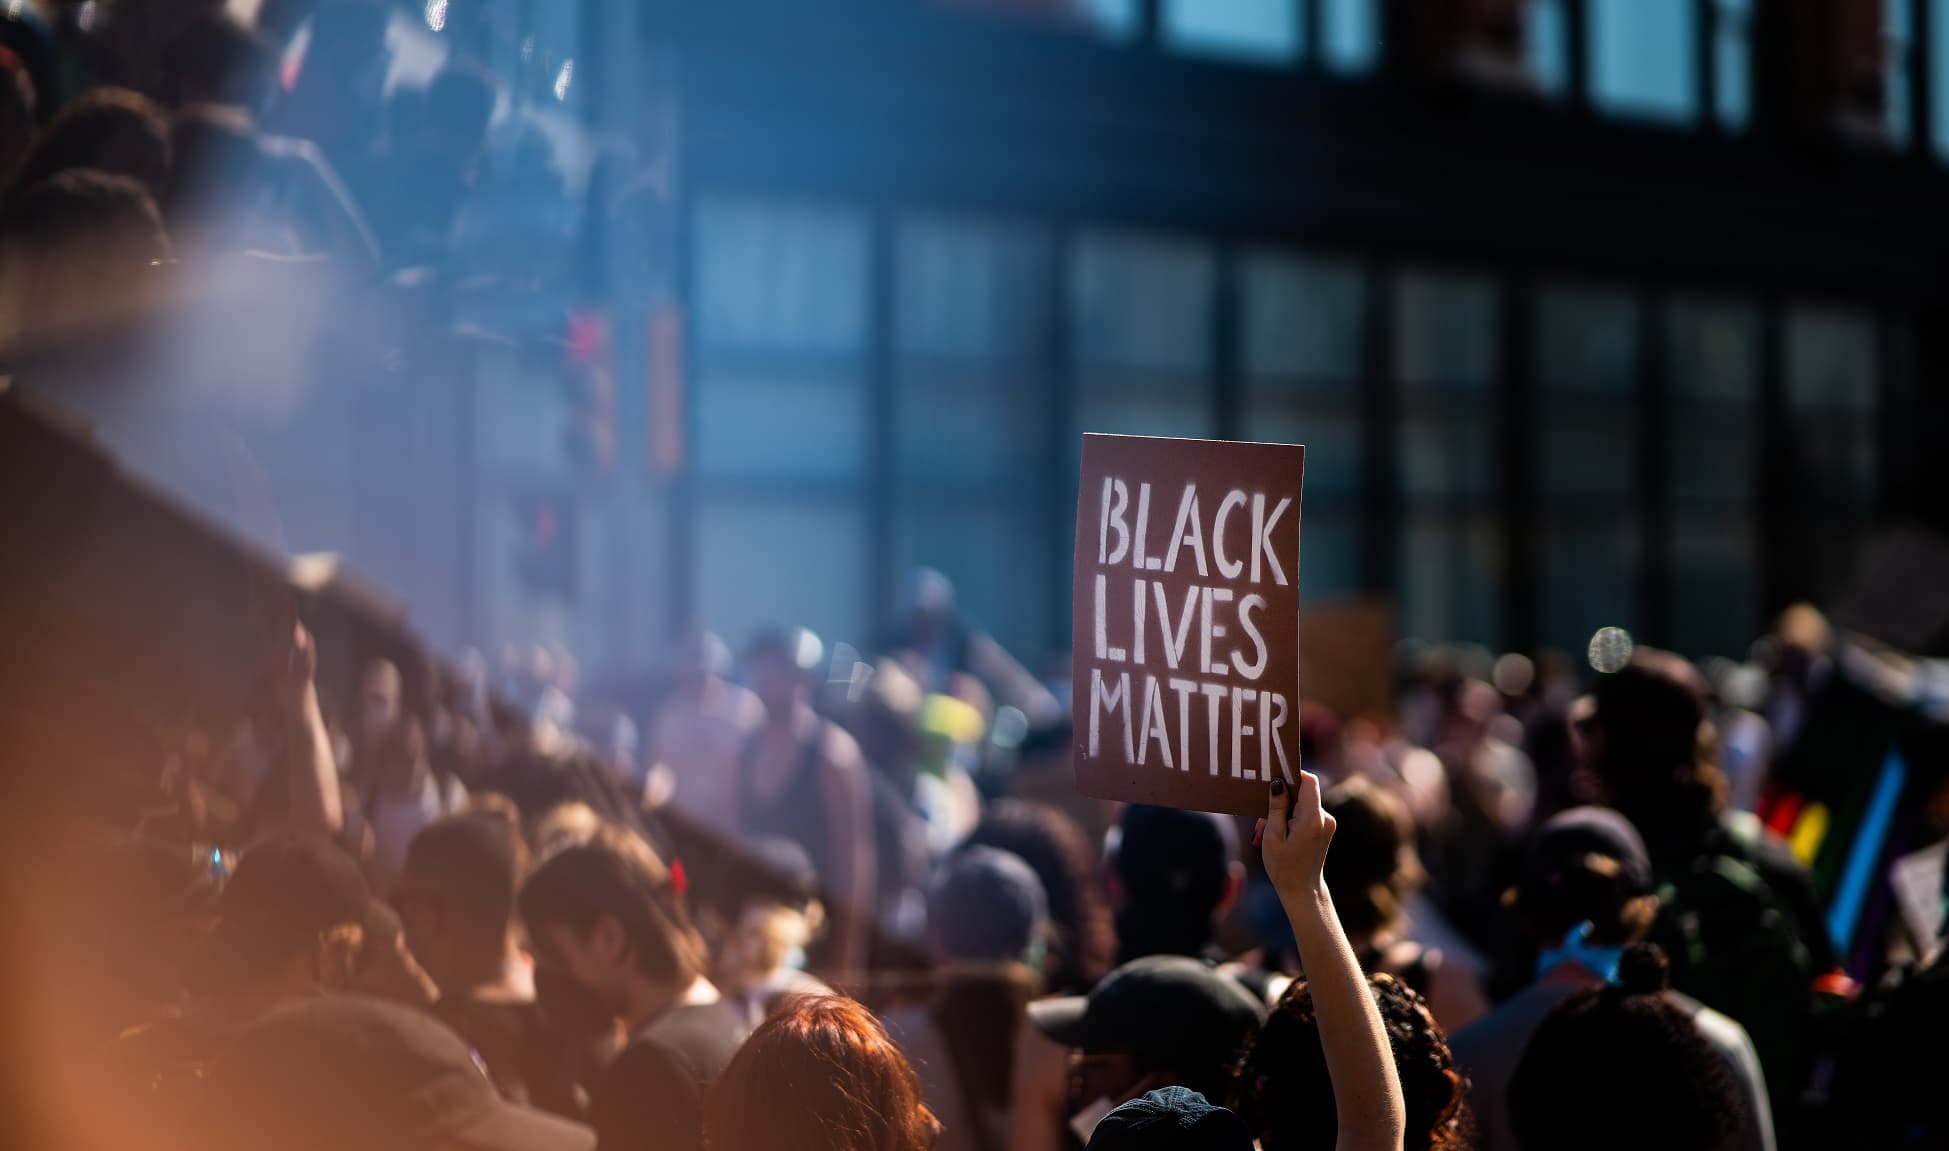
[819,721,866,769]
[604,1031,699,1097]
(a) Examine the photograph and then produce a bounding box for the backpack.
[1648,819,1818,1120]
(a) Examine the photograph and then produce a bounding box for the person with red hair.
[706,996,940,1151]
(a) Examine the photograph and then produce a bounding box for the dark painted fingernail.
[1270,779,1286,796]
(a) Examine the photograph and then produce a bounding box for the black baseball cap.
[195,834,370,987]
[1086,1087,1254,1151]
[1519,806,1654,898]
[205,994,595,1151]
[1029,955,1265,1081]
[1108,806,1236,914]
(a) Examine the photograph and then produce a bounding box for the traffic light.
[562,311,617,475]
[513,489,577,599]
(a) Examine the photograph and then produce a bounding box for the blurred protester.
[1016,773,1409,1151]
[112,833,374,1138]
[1429,677,1536,942]
[355,657,469,890]
[1507,945,1742,1151]
[1450,807,1773,1151]
[1106,805,1242,967]
[707,837,834,1027]
[359,713,453,883]
[963,799,1116,996]
[4,84,170,203]
[397,809,572,1110]
[883,566,1061,724]
[825,656,936,937]
[0,3,53,121]
[203,994,595,1151]
[1760,603,1833,755]
[518,824,747,1151]
[271,0,388,175]
[158,12,275,111]
[739,626,876,971]
[1323,775,1488,1030]
[1086,1087,1253,1151]
[491,752,646,845]
[354,60,496,267]
[0,167,169,345]
[1583,655,1831,1102]
[1234,974,1471,1151]
[882,846,1049,1151]
[706,995,940,1151]
[1009,715,1118,847]
[645,628,762,832]
[349,895,441,1006]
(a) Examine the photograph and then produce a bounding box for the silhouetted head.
[1507,945,1738,1151]
[8,86,170,202]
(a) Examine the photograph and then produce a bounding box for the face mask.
[1536,921,1625,984]
[534,966,615,1041]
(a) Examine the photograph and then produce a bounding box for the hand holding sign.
[1261,773,1336,904]
[1072,434,1305,816]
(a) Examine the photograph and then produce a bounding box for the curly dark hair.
[1233,973,1471,1151]
[1508,945,1738,1151]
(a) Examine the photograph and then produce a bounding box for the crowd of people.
[23,558,1949,1151]
[7,2,1949,1149]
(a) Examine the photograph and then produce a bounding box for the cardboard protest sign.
[1072,433,1304,816]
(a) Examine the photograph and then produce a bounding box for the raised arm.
[279,621,344,839]
[1262,773,1406,1151]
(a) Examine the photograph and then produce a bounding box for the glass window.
[695,497,870,651]
[1395,271,1504,647]
[1528,0,1571,96]
[1785,306,1880,600]
[1238,252,1365,599]
[894,214,1053,660]
[1888,0,1916,143]
[1075,0,1140,38]
[691,195,873,647]
[1165,0,1301,63]
[1669,298,1760,658]
[1537,285,1641,653]
[1933,0,1949,156]
[1589,0,1698,123]
[1323,0,1382,73]
[1071,229,1217,447]
[696,199,868,354]
[1715,0,1753,128]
